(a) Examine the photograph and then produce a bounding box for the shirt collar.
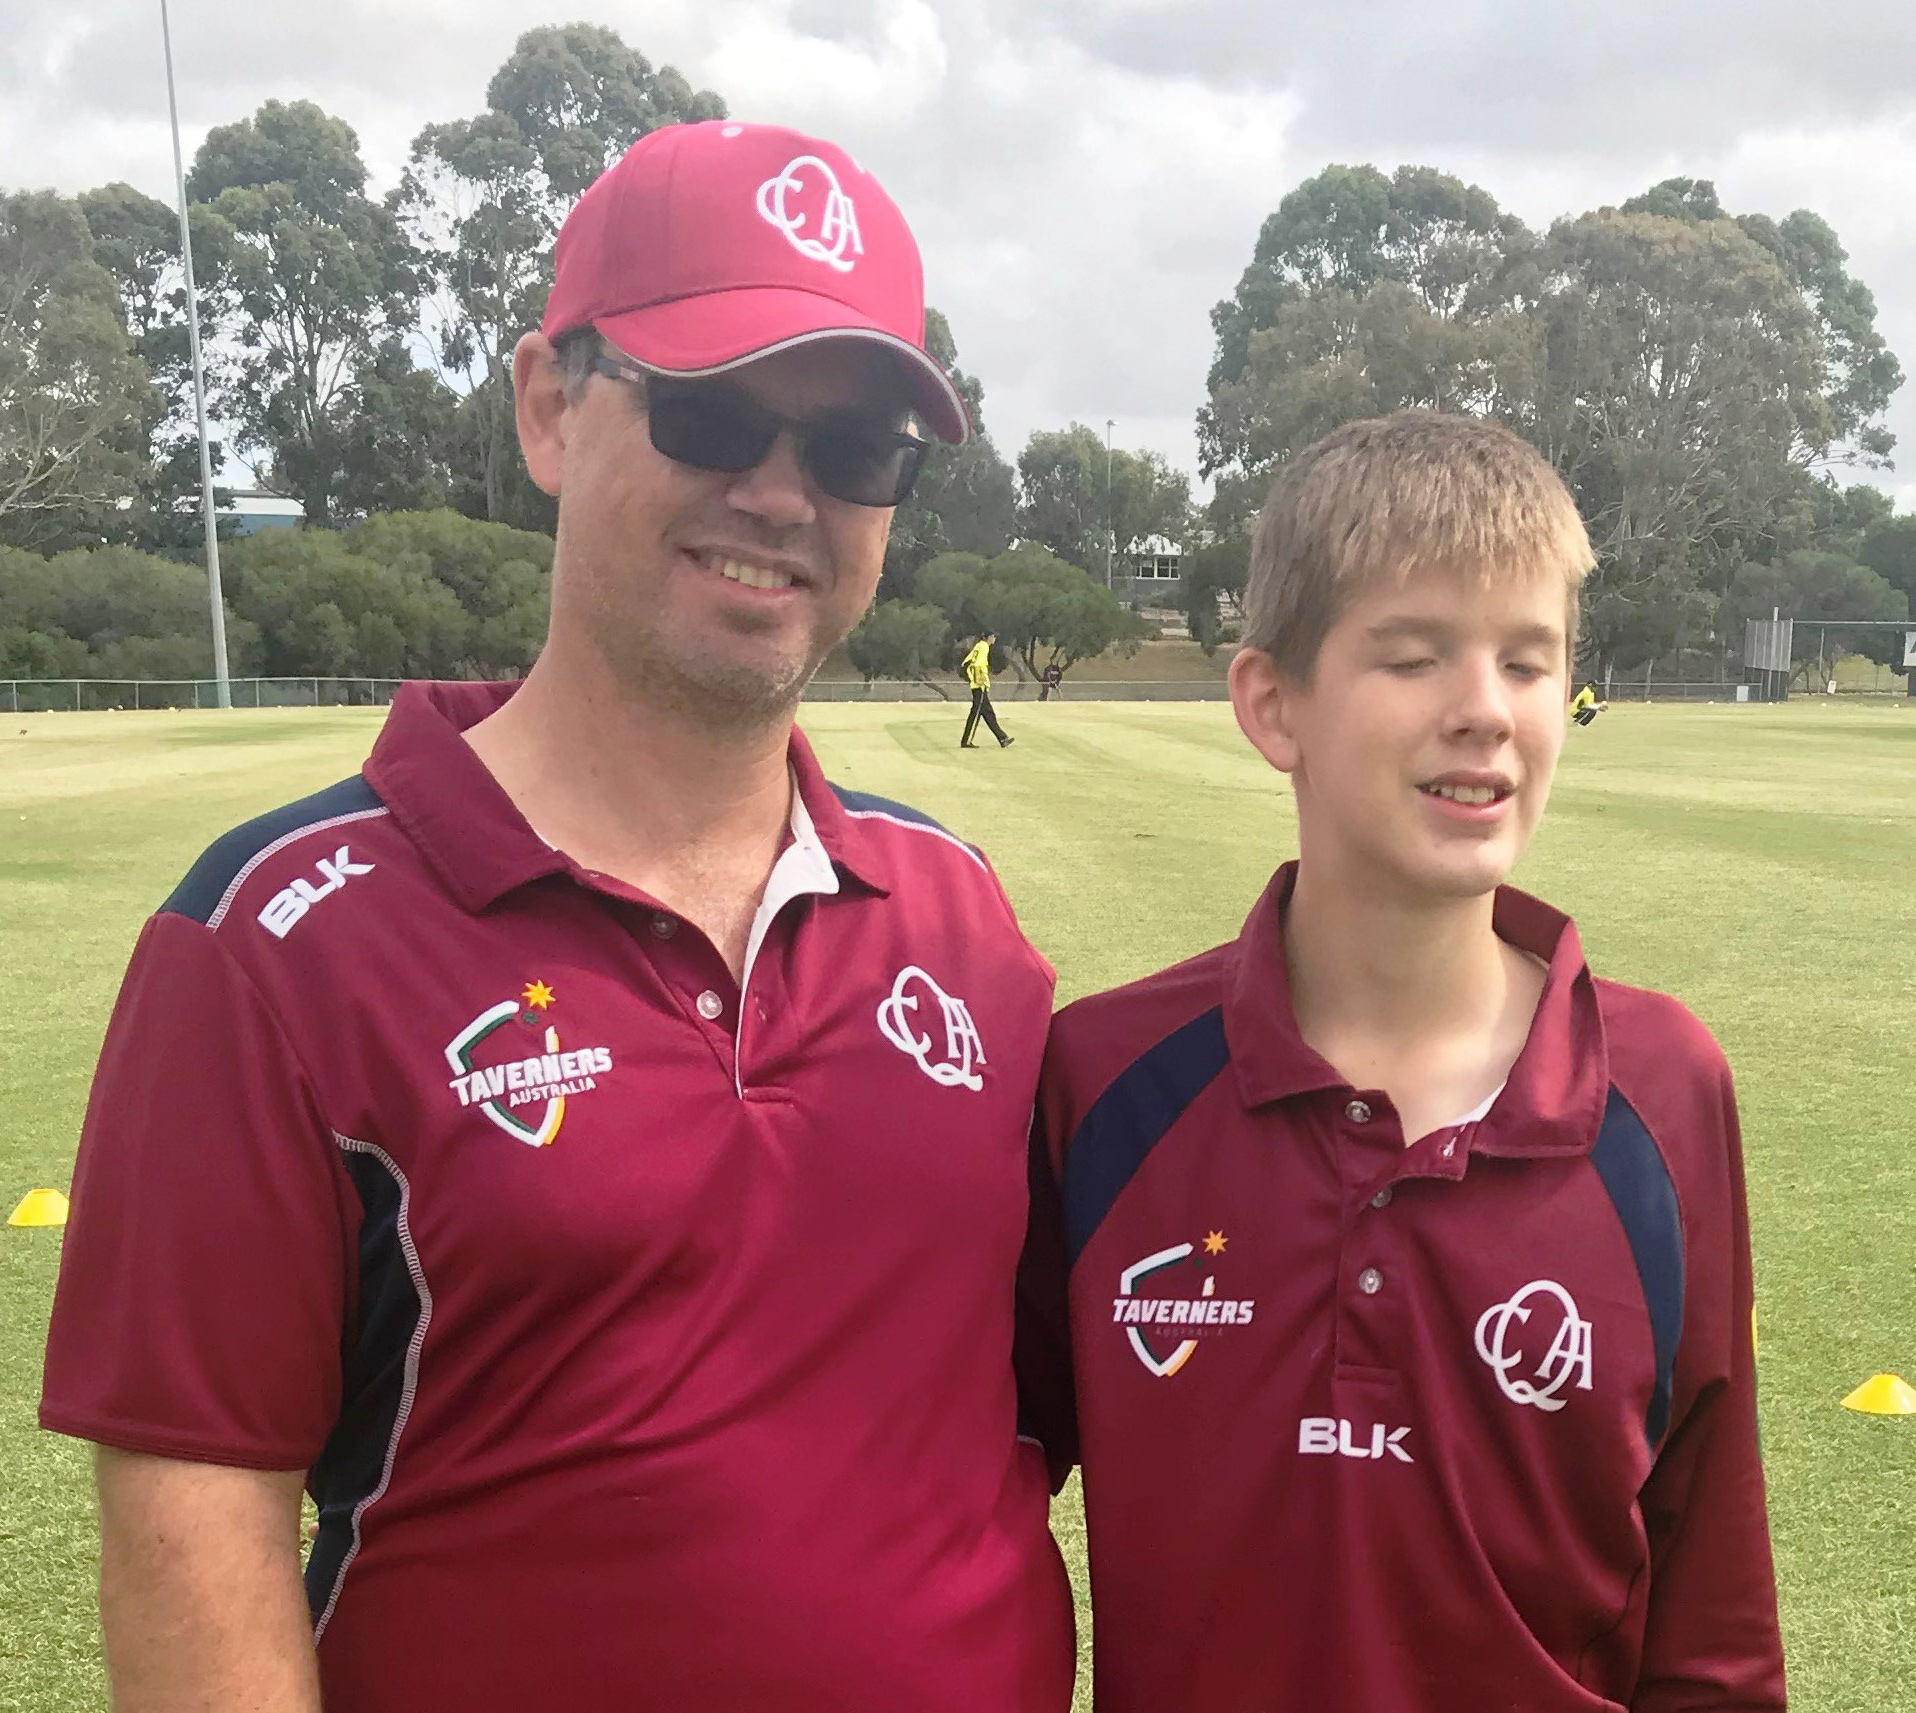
[363,681,891,912]
[1224,861,1610,1159]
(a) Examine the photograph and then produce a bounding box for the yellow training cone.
[1841,1374,1916,1416]
[8,1188,69,1228]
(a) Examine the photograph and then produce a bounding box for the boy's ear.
[1228,646,1303,777]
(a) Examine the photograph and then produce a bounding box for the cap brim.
[592,289,969,445]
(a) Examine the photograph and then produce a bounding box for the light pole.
[161,0,231,709]
[1104,418,1115,588]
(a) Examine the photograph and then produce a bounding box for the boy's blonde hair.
[1241,411,1595,680]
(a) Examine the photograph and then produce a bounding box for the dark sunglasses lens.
[807,427,926,507]
[647,389,778,475]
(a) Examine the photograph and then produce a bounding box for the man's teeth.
[715,559,794,591]
[1426,783,1502,806]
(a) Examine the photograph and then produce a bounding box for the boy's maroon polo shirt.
[43,681,1074,1713]
[1020,863,1782,1713]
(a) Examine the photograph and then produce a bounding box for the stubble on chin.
[590,605,840,733]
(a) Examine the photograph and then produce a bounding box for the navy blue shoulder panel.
[160,774,383,925]
[1063,1006,1232,1269]
[306,1144,425,1629]
[830,784,952,834]
[1591,1085,1685,1450]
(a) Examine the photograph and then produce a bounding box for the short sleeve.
[40,910,355,1470]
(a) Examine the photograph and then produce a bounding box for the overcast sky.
[6,0,1913,510]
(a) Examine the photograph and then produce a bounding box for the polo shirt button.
[1358,1267,1384,1295]
[1370,1186,1393,1209]
[696,990,723,1021]
[1345,1100,1372,1124]
[650,914,678,939]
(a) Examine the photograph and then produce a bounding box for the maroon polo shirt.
[1018,863,1782,1713]
[43,681,1074,1713]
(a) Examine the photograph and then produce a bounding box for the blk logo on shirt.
[877,965,986,1091]
[1298,1417,1415,1464]
[1474,1279,1596,1411]
[257,846,373,938]
[1112,1232,1256,1378]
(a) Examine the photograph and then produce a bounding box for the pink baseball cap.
[542,120,968,444]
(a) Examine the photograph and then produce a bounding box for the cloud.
[2,0,1911,499]
[697,0,949,131]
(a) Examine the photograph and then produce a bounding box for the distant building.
[220,488,304,535]
[1111,535,1182,604]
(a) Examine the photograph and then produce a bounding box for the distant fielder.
[961,631,1014,749]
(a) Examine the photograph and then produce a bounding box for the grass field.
[3,697,1914,1709]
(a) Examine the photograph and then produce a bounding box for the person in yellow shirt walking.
[961,632,1015,750]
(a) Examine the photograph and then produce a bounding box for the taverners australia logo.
[1113,1232,1256,1378]
[443,981,613,1148]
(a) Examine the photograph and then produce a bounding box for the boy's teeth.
[1428,783,1499,805]
[716,558,793,591]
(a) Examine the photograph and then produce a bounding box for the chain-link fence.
[802,678,1229,703]
[1,677,407,713]
[2,675,1233,711]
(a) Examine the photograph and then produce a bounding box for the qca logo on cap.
[1474,1279,1595,1411]
[1114,1232,1255,1378]
[444,981,614,1148]
[877,965,985,1090]
[756,155,864,272]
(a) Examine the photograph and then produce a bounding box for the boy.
[1018,413,1782,1711]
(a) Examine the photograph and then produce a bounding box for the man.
[962,631,1015,748]
[1019,413,1781,1711]
[1571,681,1605,726]
[42,121,1074,1713]
[1039,661,1065,702]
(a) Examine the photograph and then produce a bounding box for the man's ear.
[514,332,569,498]
[1228,645,1305,777]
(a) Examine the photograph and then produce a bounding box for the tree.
[1623,178,1901,473]
[1807,479,1894,558]
[1200,164,1535,521]
[0,541,255,674]
[846,600,951,693]
[1718,549,1908,689]
[1177,534,1251,653]
[400,30,726,527]
[222,509,550,678]
[914,545,1148,683]
[188,101,431,523]
[883,307,1016,595]
[885,436,1017,596]
[486,24,725,202]
[0,191,155,550]
[1737,208,1901,470]
[1525,209,1828,672]
[1860,513,1916,609]
[78,183,234,554]
[398,113,552,524]
[330,340,456,519]
[1017,426,1195,578]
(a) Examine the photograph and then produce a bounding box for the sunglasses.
[592,356,931,509]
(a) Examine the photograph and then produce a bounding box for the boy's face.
[1231,564,1570,904]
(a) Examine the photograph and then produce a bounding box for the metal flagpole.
[161,0,231,708]
[1104,419,1114,588]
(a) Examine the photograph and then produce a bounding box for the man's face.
[520,336,906,724]
[1240,564,1570,904]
